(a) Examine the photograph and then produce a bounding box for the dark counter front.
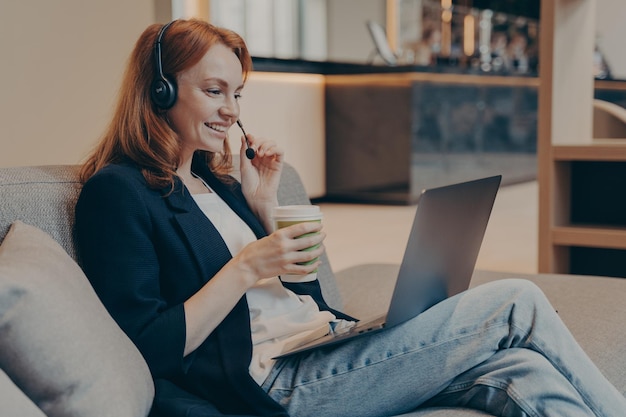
[323,73,540,204]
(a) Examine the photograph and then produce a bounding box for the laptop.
[274,175,502,359]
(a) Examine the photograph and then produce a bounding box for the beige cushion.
[0,221,154,417]
[0,369,46,417]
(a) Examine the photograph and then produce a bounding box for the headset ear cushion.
[151,76,177,109]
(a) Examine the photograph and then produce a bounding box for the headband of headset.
[150,21,177,109]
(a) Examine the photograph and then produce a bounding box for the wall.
[226,72,327,198]
[0,0,157,167]
[595,1,626,79]
[326,0,386,63]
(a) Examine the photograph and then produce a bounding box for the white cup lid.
[272,205,321,218]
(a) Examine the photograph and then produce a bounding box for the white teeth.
[205,123,226,132]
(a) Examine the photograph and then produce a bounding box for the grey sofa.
[0,162,624,417]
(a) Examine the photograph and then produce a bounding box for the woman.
[75,19,626,417]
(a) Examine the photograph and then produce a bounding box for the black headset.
[151,21,177,109]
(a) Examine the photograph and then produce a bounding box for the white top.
[191,190,336,384]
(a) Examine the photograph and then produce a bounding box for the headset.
[151,21,177,109]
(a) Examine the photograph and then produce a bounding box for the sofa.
[0,161,624,417]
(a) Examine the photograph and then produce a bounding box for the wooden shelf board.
[595,80,626,91]
[553,140,626,161]
[552,225,626,249]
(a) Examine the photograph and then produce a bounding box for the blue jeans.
[261,279,626,416]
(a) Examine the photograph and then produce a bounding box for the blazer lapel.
[161,179,233,285]
[192,160,268,239]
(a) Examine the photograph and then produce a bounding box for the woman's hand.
[183,221,324,355]
[238,133,284,231]
[232,221,325,285]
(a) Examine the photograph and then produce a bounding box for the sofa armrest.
[334,263,400,320]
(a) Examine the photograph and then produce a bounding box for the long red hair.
[79,19,252,188]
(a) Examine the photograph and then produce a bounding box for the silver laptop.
[274,175,502,359]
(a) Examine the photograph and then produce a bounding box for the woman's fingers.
[272,223,325,272]
[241,134,283,159]
[237,222,325,279]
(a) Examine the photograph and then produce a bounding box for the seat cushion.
[0,221,154,417]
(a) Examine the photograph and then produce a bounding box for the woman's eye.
[207,89,222,95]
[235,93,243,100]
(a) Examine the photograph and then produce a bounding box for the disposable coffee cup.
[272,205,323,283]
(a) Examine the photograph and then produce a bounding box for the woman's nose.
[220,98,239,119]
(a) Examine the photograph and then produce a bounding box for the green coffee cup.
[272,205,323,282]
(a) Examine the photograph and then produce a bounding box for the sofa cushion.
[0,221,154,417]
[0,165,82,260]
[0,369,46,417]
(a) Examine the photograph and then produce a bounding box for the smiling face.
[167,43,244,162]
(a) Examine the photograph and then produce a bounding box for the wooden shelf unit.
[538,0,626,278]
[541,142,626,276]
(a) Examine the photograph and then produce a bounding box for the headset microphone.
[236,120,256,160]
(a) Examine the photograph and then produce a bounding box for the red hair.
[79,19,252,187]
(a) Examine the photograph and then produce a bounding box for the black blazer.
[74,156,350,417]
